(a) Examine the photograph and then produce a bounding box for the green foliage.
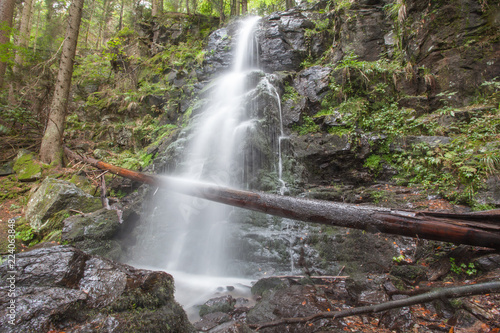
[282,83,300,104]
[334,0,355,11]
[449,258,478,276]
[392,254,405,263]
[0,102,40,135]
[15,227,37,247]
[364,155,383,174]
[292,116,320,135]
[73,52,114,87]
[481,77,500,102]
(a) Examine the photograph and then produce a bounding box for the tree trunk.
[118,0,124,30]
[185,0,190,14]
[230,0,238,16]
[13,0,33,74]
[85,0,96,48]
[285,0,295,10]
[0,0,15,89]
[152,0,158,16]
[32,1,41,52]
[39,0,85,165]
[241,0,247,15]
[96,0,111,49]
[219,0,225,23]
[62,146,500,249]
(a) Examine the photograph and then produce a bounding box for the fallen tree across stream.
[64,147,500,250]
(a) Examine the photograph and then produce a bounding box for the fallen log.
[64,147,500,249]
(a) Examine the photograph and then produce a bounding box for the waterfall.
[128,17,298,319]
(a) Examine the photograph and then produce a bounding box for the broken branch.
[248,281,500,330]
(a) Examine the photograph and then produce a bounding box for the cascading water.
[167,16,262,275]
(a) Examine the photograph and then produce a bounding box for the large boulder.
[62,208,123,260]
[25,177,102,233]
[0,245,195,333]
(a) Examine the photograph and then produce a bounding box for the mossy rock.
[69,175,97,196]
[13,150,42,182]
[25,177,102,233]
[251,277,291,296]
[62,208,123,260]
[390,264,428,282]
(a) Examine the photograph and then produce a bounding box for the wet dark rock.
[251,277,292,296]
[257,11,313,72]
[206,321,254,333]
[194,312,231,331]
[0,161,14,176]
[346,274,389,306]
[197,21,239,81]
[379,304,414,331]
[398,96,431,115]
[390,264,427,284]
[199,295,236,317]
[475,254,500,272]
[62,208,123,260]
[247,284,335,332]
[115,127,133,147]
[0,246,194,332]
[289,133,362,184]
[293,66,332,103]
[406,0,500,104]
[476,176,500,206]
[339,7,390,62]
[281,95,307,127]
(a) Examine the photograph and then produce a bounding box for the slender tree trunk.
[185,0,190,14]
[102,0,114,45]
[241,0,247,14]
[0,0,15,89]
[40,0,85,165]
[32,1,40,52]
[13,0,34,75]
[118,0,124,30]
[96,0,109,49]
[219,0,225,24]
[85,0,95,48]
[152,0,158,16]
[285,0,295,10]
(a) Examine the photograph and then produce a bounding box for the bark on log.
[247,281,500,330]
[64,147,500,249]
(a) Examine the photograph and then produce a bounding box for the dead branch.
[248,281,500,330]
